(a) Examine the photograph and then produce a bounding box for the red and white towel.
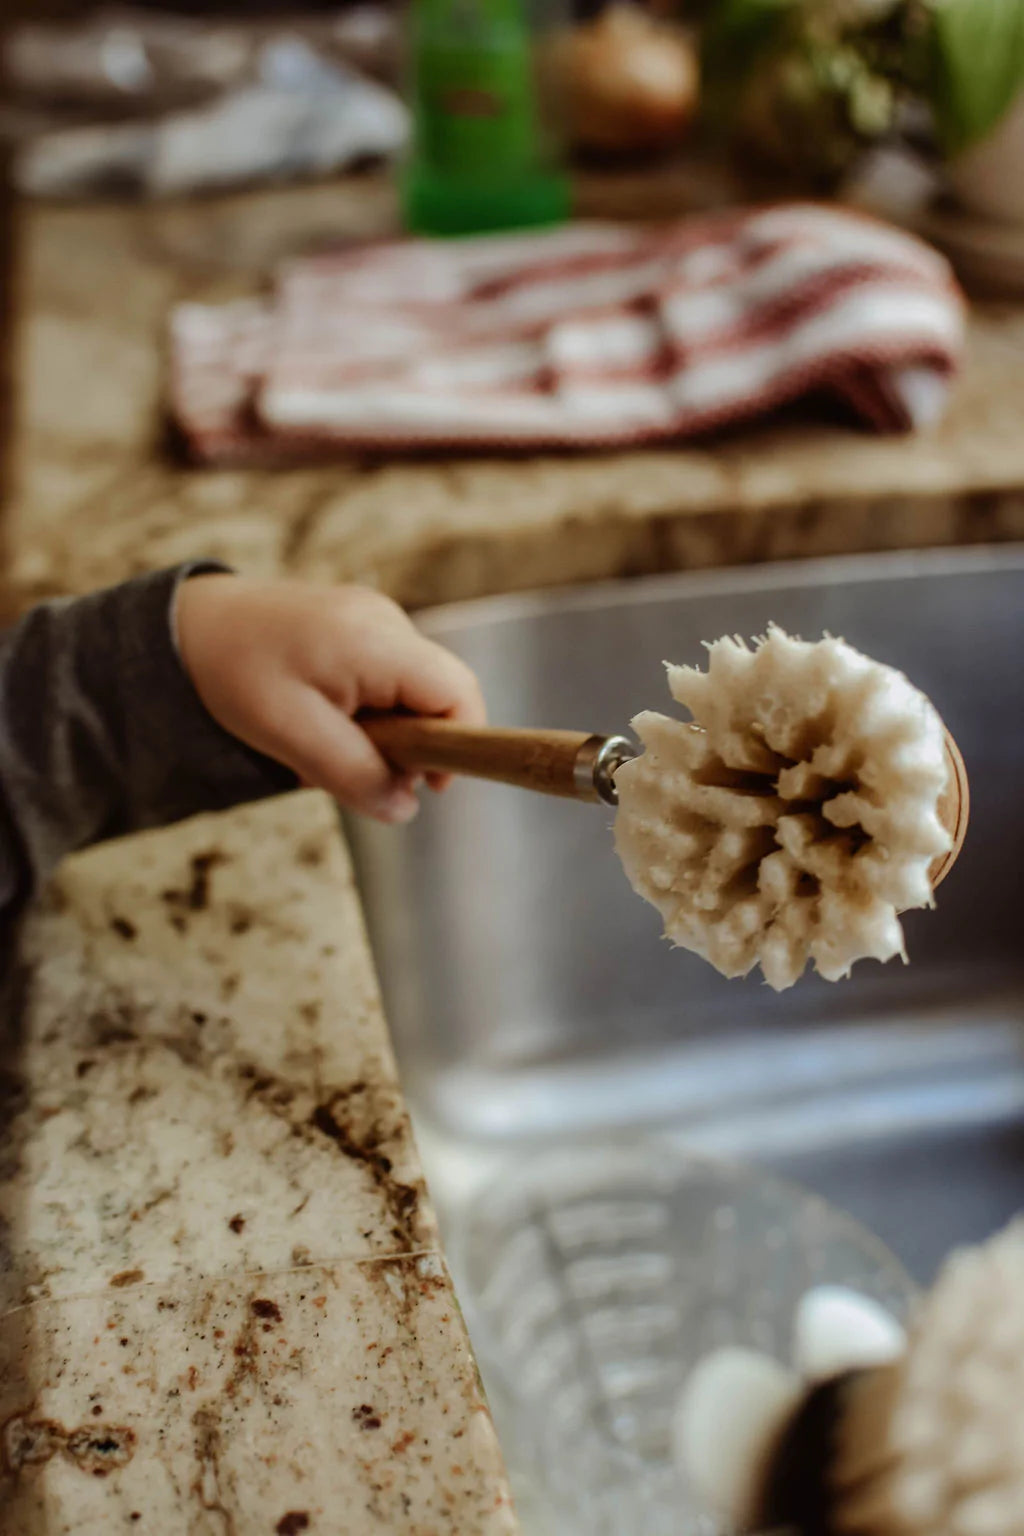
[169,204,965,463]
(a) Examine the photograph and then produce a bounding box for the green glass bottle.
[402,0,570,237]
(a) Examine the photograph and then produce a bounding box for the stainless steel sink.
[350,548,1024,1284]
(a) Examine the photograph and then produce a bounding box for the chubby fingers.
[391,633,486,791]
[397,635,486,726]
[275,685,422,824]
[346,608,486,724]
[319,596,486,795]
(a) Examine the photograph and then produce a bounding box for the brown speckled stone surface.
[8,178,1024,614]
[0,793,517,1534]
[6,172,1024,1533]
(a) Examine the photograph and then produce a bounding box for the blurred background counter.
[6,171,1024,615]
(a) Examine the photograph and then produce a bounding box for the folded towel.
[169,204,965,463]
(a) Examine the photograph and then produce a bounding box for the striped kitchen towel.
[169,203,965,463]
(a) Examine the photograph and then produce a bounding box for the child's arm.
[0,563,484,920]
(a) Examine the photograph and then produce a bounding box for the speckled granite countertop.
[0,791,517,1534]
[5,173,1024,1535]
[7,176,1024,614]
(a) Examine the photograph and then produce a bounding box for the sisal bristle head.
[613,628,950,991]
[677,1224,1024,1536]
[878,1220,1024,1535]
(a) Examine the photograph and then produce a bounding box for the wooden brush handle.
[364,716,969,873]
[363,716,601,800]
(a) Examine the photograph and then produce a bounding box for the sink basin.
[350,548,1024,1284]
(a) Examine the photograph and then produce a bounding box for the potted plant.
[697,0,1024,217]
[930,0,1024,222]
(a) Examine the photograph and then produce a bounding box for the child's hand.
[176,575,485,824]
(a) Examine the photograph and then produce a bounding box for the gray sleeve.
[0,562,297,921]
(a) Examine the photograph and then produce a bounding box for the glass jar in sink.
[449,1139,916,1536]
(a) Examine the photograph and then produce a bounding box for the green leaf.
[929,0,1024,154]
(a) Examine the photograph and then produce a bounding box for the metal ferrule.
[573,734,639,807]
